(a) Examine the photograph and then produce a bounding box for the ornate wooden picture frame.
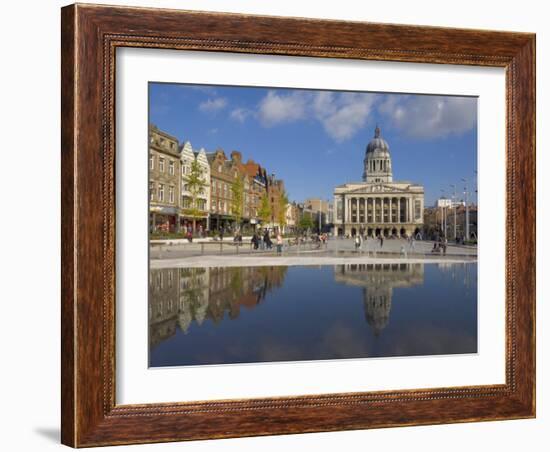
[61,3,535,447]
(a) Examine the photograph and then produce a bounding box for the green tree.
[183,160,206,231]
[299,212,314,232]
[258,192,272,226]
[231,176,245,228]
[277,190,289,231]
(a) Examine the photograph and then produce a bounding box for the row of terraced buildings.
[149,125,291,235]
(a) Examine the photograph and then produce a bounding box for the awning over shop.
[150,206,178,215]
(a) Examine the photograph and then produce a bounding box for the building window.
[159,158,165,173]
[218,164,222,173]
[149,182,154,201]
[149,155,154,170]
[158,184,164,202]
[169,186,175,203]
[169,161,175,175]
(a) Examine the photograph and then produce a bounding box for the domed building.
[333,126,424,238]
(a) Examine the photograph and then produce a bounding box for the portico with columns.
[333,126,424,238]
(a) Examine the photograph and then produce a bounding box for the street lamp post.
[450,184,457,240]
[318,199,322,233]
[440,189,447,239]
[461,178,469,241]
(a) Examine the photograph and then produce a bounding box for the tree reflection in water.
[149,263,427,348]
[149,266,287,349]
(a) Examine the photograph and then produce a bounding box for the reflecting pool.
[149,263,477,367]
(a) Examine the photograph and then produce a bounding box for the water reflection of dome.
[363,287,392,336]
[334,263,424,335]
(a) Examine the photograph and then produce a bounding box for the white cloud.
[313,92,377,142]
[253,90,376,141]
[230,107,253,123]
[198,97,228,114]
[257,91,307,126]
[378,95,476,139]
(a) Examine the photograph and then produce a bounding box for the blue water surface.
[148,263,477,367]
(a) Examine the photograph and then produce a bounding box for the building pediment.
[344,184,406,194]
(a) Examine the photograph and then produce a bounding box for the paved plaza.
[150,236,477,268]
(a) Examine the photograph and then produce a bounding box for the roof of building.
[365,125,390,154]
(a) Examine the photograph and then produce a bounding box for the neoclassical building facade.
[333,126,424,237]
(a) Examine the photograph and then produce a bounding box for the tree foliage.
[258,192,272,225]
[183,159,206,228]
[299,212,314,231]
[277,190,289,228]
[230,176,245,226]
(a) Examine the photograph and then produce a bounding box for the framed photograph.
[61,3,535,447]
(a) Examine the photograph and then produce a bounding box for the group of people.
[251,230,284,254]
[354,234,386,250]
[353,234,419,252]
[431,238,448,255]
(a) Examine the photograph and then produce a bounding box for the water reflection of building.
[149,266,287,348]
[334,263,424,335]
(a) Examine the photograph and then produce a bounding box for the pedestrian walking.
[379,235,384,248]
[276,232,283,254]
[251,233,259,250]
[264,230,272,249]
[409,236,416,251]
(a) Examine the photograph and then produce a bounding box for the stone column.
[342,195,348,225]
[397,198,401,223]
[367,196,374,223]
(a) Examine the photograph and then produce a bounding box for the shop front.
[209,214,235,234]
[179,215,209,238]
[150,206,179,233]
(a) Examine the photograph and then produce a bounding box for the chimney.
[231,150,242,162]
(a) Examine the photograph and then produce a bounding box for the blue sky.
[149,83,477,206]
